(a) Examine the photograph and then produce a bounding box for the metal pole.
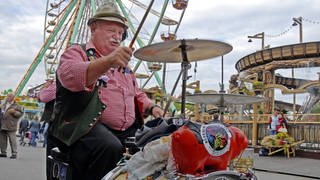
[219,56,225,122]
[180,39,190,118]
[220,56,224,93]
[248,32,265,50]
[141,71,155,89]
[163,70,182,117]
[292,68,296,114]
[299,17,303,43]
[292,17,302,115]
[261,32,265,50]
[161,62,167,108]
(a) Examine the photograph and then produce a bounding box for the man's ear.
[122,30,127,41]
[89,22,97,33]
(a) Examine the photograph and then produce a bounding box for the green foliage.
[252,81,264,89]
[239,86,255,96]
[1,89,13,95]
[174,102,194,112]
[311,102,320,113]
[194,87,201,93]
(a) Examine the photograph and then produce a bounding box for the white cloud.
[0,1,46,93]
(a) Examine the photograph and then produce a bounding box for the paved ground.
[254,153,320,180]
[0,144,46,180]
[0,143,319,180]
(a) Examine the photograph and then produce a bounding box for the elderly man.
[0,93,24,159]
[48,1,163,180]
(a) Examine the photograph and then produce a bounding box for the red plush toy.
[171,121,248,175]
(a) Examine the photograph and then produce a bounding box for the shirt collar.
[86,40,102,57]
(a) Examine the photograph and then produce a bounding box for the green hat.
[87,1,128,29]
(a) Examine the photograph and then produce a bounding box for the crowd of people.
[19,115,48,147]
[0,93,50,161]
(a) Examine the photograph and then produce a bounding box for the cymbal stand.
[163,70,182,117]
[179,39,191,118]
[219,55,226,121]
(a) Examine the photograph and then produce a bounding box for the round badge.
[200,123,232,156]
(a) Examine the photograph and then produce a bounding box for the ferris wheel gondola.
[172,0,188,10]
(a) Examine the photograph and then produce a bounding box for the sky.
[0,0,319,105]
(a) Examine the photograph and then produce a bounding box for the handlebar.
[124,117,186,153]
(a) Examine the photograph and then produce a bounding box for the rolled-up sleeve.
[57,45,91,92]
[135,83,153,112]
[39,83,56,103]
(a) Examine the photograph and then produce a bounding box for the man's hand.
[151,106,164,118]
[7,108,23,118]
[86,46,133,86]
[7,108,16,114]
[107,46,132,68]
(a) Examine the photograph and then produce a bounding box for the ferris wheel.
[14,0,189,98]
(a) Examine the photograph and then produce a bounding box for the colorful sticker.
[200,123,232,156]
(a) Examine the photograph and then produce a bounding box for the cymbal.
[134,39,233,63]
[186,93,265,105]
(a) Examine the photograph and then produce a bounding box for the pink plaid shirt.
[39,82,56,103]
[57,40,153,131]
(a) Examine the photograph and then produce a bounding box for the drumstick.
[129,0,155,48]
[122,0,155,73]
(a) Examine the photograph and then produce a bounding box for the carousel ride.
[230,41,320,117]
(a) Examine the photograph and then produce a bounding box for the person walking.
[48,1,164,179]
[268,110,279,135]
[211,113,220,123]
[40,121,49,148]
[19,116,29,144]
[0,93,24,159]
[28,116,41,147]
